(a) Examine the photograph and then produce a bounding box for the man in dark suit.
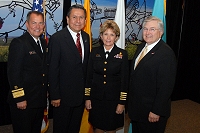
[48,4,90,133]
[7,11,48,133]
[128,16,177,133]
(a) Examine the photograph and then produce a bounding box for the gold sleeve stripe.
[85,88,91,96]
[120,92,127,100]
[12,89,25,98]
[12,88,23,92]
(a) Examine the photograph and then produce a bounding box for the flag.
[83,0,92,51]
[114,0,125,49]
[152,0,166,42]
[128,123,132,133]
[32,0,43,12]
[32,0,49,132]
[80,0,93,133]
[79,108,93,133]
[32,0,48,43]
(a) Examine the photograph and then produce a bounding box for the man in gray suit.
[48,4,90,133]
[128,16,177,133]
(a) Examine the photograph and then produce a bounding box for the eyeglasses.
[143,28,159,32]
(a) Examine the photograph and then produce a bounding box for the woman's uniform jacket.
[85,45,129,105]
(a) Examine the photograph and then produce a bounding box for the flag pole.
[43,0,46,40]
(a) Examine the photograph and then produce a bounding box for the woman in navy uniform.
[85,20,129,133]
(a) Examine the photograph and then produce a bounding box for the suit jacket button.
[104,81,106,84]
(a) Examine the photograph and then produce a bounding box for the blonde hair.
[99,20,120,37]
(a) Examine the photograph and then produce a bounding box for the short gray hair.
[142,16,164,34]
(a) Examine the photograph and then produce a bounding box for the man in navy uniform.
[7,11,48,133]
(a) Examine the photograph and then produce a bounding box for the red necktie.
[76,33,82,57]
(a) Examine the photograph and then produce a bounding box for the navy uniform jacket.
[85,45,129,105]
[128,39,177,122]
[7,32,48,108]
[48,27,90,107]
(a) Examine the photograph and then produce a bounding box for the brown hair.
[26,11,44,22]
[67,4,87,18]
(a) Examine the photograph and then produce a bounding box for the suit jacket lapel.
[134,40,163,71]
[40,38,47,59]
[131,43,145,70]
[97,45,105,60]
[106,45,117,61]
[25,32,43,59]
[41,39,46,53]
[81,30,90,63]
[65,28,83,59]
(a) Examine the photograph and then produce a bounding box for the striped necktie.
[76,33,82,57]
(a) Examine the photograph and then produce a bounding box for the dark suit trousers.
[10,106,44,133]
[131,117,168,133]
[53,103,84,133]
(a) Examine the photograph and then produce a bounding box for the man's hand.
[116,104,124,114]
[148,112,160,122]
[85,100,92,110]
[17,101,27,110]
[51,99,61,107]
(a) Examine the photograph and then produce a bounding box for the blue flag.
[152,0,166,42]
[128,123,132,133]
[32,0,43,12]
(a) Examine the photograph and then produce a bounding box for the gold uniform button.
[43,83,45,86]
[104,81,106,84]
[42,74,45,76]
[104,68,106,71]
[104,75,106,77]
[104,61,107,64]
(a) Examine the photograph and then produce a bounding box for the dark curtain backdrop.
[62,1,71,28]
[167,0,200,103]
[1,0,200,126]
[0,63,11,125]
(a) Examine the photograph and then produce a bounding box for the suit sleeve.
[84,48,94,100]
[119,50,129,105]
[152,49,177,116]
[48,35,61,100]
[7,38,26,103]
